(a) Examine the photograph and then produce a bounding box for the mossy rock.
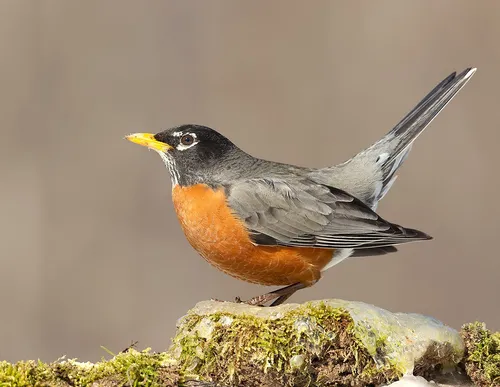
[0,349,179,387]
[2,299,496,386]
[462,322,500,386]
[170,299,465,386]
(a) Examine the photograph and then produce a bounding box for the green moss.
[0,349,179,387]
[462,322,500,386]
[0,300,473,386]
[170,302,400,386]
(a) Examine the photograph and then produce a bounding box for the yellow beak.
[125,133,172,152]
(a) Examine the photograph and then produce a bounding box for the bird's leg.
[270,293,293,307]
[243,282,307,306]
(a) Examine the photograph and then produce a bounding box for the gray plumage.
[151,67,476,266]
[310,67,476,208]
[226,177,429,250]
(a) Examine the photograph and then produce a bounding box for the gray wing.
[226,178,430,249]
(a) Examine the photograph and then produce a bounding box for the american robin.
[126,68,475,306]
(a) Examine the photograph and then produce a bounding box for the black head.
[127,124,250,186]
[154,124,236,161]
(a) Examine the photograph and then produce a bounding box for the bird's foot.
[237,282,308,307]
[243,293,274,306]
[234,296,265,306]
[210,297,248,304]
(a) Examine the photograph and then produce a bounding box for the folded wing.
[226,178,430,249]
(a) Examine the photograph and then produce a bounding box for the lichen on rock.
[170,299,465,386]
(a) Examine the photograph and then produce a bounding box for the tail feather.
[350,246,398,258]
[378,67,476,179]
[314,68,476,209]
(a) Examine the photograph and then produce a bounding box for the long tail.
[376,67,476,189]
[325,68,477,208]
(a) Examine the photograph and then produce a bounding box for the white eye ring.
[176,132,198,150]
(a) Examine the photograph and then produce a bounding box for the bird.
[126,67,476,306]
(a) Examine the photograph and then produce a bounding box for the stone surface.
[171,299,467,386]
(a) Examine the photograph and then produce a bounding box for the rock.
[170,299,466,386]
[3,299,495,386]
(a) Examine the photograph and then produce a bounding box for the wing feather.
[226,178,430,249]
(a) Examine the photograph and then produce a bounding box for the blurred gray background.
[1,1,499,363]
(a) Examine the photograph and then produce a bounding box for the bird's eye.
[180,134,194,146]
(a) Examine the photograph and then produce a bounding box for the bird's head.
[126,124,244,186]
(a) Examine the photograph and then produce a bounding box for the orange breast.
[172,184,334,286]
